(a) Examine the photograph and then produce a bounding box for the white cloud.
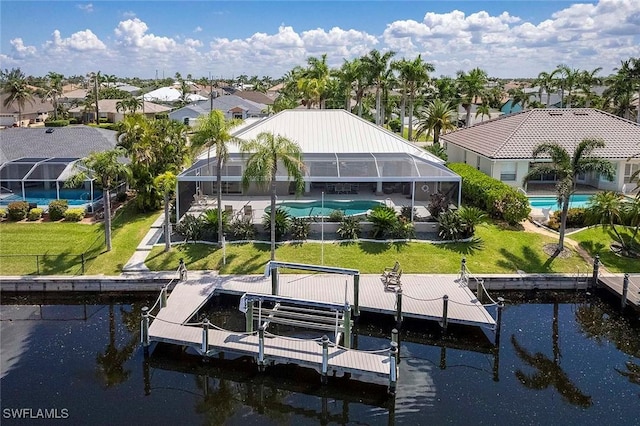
[194,26,203,33]
[122,11,136,18]
[10,38,37,58]
[77,3,93,13]
[45,29,107,52]
[114,18,177,51]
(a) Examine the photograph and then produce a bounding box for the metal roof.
[441,108,640,160]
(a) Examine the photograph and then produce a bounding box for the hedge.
[7,201,29,221]
[28,207,43,221]
[44,120,70,127]
[448,163,530,224]
[48,200,69,221]
[64,208,85,222]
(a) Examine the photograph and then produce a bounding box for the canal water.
[1,292,638,425]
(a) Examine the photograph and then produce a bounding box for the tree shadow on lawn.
[579,239,640,273]
[358,241,392,254]
[438,237,484,255]
[496,245,559,273]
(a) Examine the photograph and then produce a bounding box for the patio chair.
[225,205,234,217]
[382,261,400,281]
[385,269,402,290]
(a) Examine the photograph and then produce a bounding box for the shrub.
[48,200,69,221]
[425,144,448,161]
[116,191,128,202]
[548,207,588,231]
[68,117,79,125]
[262,207,291,241]
[367,205,399,239]
[64,208,85,222]
[391,216,415,239]
[44,119,70,127]
[427,192,450,219]
[290,217,311,240]
[448,163,530,224]
[438,209,465,240]
[328,209,345,222]
[0,208,6,219]
[27,207,43,221]
[400,205,418,221]
[200,208,229,240]
[175,214,204,244]
[7,201,29,221]
[337,216,361,240]
[388,118,402,133]
[229,217,257,240]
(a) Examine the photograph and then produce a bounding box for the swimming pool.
[527,194,594,210]
[0,189,102,210]
[269,200,384,218]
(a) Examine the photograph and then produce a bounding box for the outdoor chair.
[243,205,253,220]
[385,269,402,290]
[382,261,400,281]
[225,205,234,217]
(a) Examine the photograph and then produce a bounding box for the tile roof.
[68,99,170,114]
[0,126,118,164]
[441,108,640,160]
[0,93,54,115]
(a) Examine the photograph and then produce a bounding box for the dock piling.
[441,295,449,332]
[246,302,254,333]
[389,342,398,395]
[621,273,629,311]
[160,287,167,309]
[179,258,187,281]
[395,289,403,329]
[141,306,150,356]
[495,297,505,346]
[476,280,484,304]
[321,335,329,384]
[271,268,279,295]
[201,319,210,356]
[258,326,265,371]
[354,274,360,317]
[343,305,352,349]
[391,328,399,363]
[460,258,467,283]
[591,255,600,287]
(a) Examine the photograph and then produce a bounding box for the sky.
[1,0,640,80]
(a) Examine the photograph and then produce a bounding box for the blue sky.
[2,1,639,79]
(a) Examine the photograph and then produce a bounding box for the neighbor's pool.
[269,200,384,218]
[0,189,102,210]
[528,194,594,210]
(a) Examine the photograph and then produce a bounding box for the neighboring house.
[235,90,274,106]
[68,99,171,123]
[176,109,461,218]
[0,126,118,199]
[0,93,54,127]
[442,108,640,194]
[169,95,268,126]
[142,87,207,103]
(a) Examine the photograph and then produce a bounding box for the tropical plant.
[392,55,434,140]
[175,214,204,244]
[289,217,311,241]
[229,217,257,240]
[523,139,615,252]
[362,49,396,126]
[391,216,415,239]
[328,209,345,222]
[1,67,34,126]
[577,67,602,108]
[586,191,638,256]
[191,110,243,247]
[457,206,486,237]
[475,103,491,122]
[201,208,229,241]
[457,68,488,128]
[535,71,555,107]
[154,171,177,252]
[437,209,465,241]
[65,147,130,251]
[87,71,101,124]
[297,54,330,109]
[262,207,291,241]
[336,216,361,240]
[42,71,64,120]
[241,132,305,259]
[551,64,580,108]
[415,99,457,146]
[400,205,418,221]
[367,205,398,239]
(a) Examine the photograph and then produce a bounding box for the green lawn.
[146,223,591,275]
[569,226,640,273]
[0,203,160,275]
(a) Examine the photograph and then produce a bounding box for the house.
[442,108,640,194]
[0,93,54,127]
[176,109,461,218]
[142,87,207,103]
[169,95,268,126]
[68,99,171,123]
[0,126,118,200]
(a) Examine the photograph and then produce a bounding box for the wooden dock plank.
[599,274,640,308]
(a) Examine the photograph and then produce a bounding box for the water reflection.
[511,302,593,407]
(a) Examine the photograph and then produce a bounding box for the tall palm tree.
[1,67,35,126]
[42,71,64,120]
[415,99,457,146]
[362,49,396,125]
[87,71,101,124]
[457,67,488,128]
[475,103,491,122]
[523,138,615,252]
[535,71,555,107]
[551,65,580,108]
[298,54,330,109]
[241,132,305,260]
[393,55,434,140]
[336,58,361,111]
[66,147,130,251]
[154,171,177,252]
[577,67,602,108]
[586,191,639,255]
[631,57,640,123]
[191,110,243,247]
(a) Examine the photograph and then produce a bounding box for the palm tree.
[392,55,434,140]
[241,132,305,260]
[551,65,580,108]
[523,139,615,252]
[475,103,491,122]
[631,57,640,123]
[43,71,64,120]
[457,68,488,127]
[66,147,130,251]
[298,54,330,109]
[191,110,243,247]
[154,171,177,252]
[577,67,602,108]
[87,71,101,124]
[336,58,361,111]
[586,191,639,255]
[415,99,457,146]
[1,67,35,126]
[535,71,555,107]
[362,49,396,125]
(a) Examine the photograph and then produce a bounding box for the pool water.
[528,194,594,210]
[270,200,384,218]
[0,189,102,210]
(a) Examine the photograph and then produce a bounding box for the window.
[624,163,640,184]
[500,162,516,181]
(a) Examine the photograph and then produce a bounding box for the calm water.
[1,292,638,425]
[269,200,384,218]
[527,194,593,210]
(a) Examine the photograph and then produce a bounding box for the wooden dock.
[598,273,640,310]
[145,271,496,388]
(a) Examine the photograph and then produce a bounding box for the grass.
[0,202,160,275]
[146,222,591,275]
[570,226,640,273]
